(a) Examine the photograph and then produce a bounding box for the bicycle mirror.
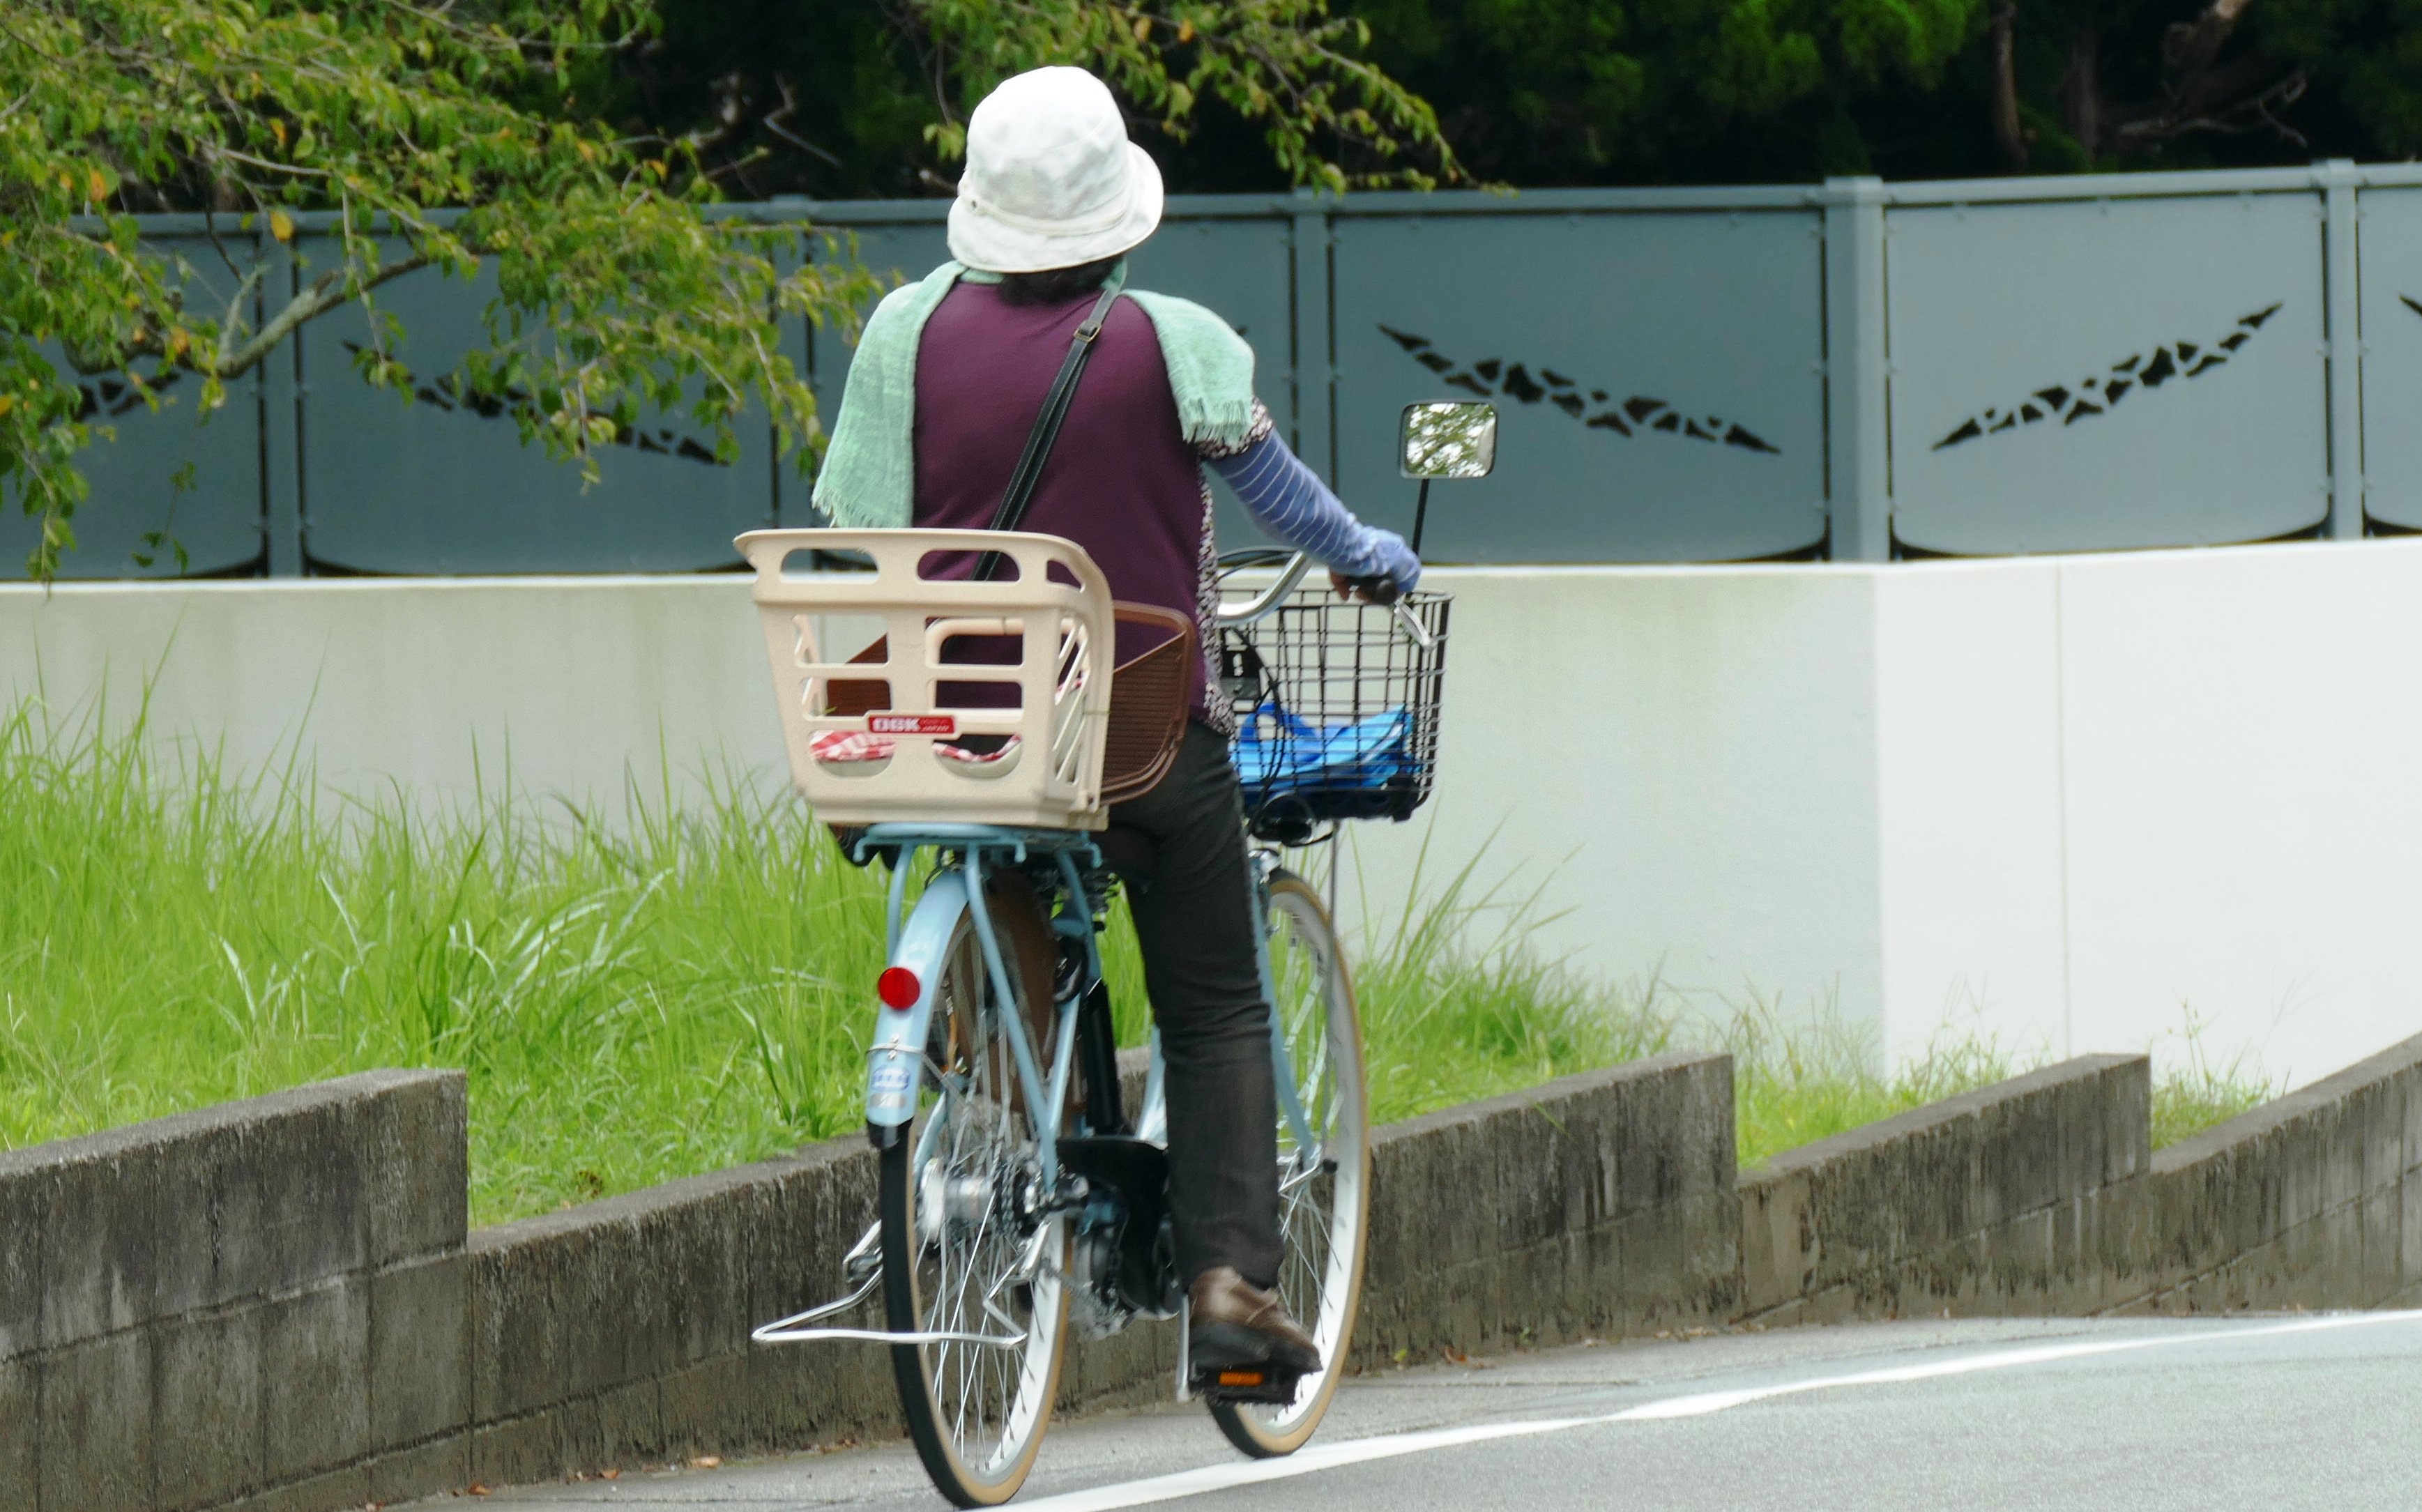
[1398,402,1498,480]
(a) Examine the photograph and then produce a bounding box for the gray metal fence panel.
[52,167,2422,577]
[0,364,265,579]
[1327,208,1827,562]
[294,236,775,574]
[1,235,266,577]
[2355,188,2422,533]
[1885,192,2331,555]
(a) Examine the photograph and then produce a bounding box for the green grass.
[2147,1029,2278,1149]
[2,698,890,1223]
[1333,839,1679,1125]
[1730,1005,2018,1170]
[0,698,2275,1225]
[0,701,1651,1224]
[1724,1000,2276,1171]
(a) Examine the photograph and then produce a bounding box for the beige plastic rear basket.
[736,527,1118,830]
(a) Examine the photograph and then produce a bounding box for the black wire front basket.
[1219,590,1452,844]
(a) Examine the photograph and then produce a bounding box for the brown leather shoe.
[1187,1266,1321,1375]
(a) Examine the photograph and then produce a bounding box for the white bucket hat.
[947,66,1164,274]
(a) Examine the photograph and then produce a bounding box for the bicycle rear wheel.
[1210,868,1371,1457]
[880,887,1069,1506]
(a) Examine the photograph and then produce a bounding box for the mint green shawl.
[811,261,1259,528]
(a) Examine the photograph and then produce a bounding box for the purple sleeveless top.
[911,280,1222,724]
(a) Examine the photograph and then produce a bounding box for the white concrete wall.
[2053,545,2422,1085]
[1870,561,2069,1068]
[1334,567,1887,1041]
[10,540,2422,1085]
[1857,542,2422,1085]
[0,576,782,810]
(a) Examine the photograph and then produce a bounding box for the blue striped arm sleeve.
[1210,433,1422,589]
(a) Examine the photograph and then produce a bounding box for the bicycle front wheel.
[880,887,1069,1507]
[1210,868,1371,1458]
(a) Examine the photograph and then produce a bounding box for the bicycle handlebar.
[1212,551,1316,627]
[1214,550,1437,652]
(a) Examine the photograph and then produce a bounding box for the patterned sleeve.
[1204,412,1421,588]
[1195,397,1278,461]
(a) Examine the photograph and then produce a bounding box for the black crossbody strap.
[974,270,1126,581]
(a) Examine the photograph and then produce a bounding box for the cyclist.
[813,64,1417,1383]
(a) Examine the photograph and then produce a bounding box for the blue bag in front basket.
[1233,698,1412,802]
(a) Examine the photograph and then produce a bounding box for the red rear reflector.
[1217,1370,1265,1387]
[877,967,920,1009]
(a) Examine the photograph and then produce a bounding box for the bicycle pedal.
[1194,1364,1305,1406]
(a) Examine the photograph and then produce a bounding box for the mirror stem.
[1411,478,1432,557]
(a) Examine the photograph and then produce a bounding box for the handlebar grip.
[1338,574,1403,606]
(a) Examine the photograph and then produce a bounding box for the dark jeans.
[1095,721,1282,1290]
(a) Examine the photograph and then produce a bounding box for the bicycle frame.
[749,532,1426,1498]
[752,823,1316,1352]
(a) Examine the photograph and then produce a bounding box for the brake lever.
[1337,574,1436,652]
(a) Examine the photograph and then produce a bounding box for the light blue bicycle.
[740,403,1484,1506]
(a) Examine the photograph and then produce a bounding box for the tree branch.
[75,249,442,379]
[2165,0,2260,83]
[2115,67,2308,146]
[211,252,434,379]
[763,75,846,168]
[2098,0,2310,151]
[201,142,333,179]
[217,263,268,360]
[1988,2,2027,172]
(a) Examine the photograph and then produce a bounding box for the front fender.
[865,871,972,1127]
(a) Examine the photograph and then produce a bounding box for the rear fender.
[866,870,973,1127]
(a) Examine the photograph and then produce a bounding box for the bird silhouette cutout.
[1930,303,2283,452]
[1380,326,1781,455]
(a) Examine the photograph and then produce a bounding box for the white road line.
[1017,1310,2422,1511]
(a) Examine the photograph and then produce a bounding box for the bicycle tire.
[1209,868,1371,1458]
[881,891,1070,1506]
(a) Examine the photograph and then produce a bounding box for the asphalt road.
[438,1310,2422,1511]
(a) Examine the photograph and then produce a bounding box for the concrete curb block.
[1738,1054,2151,1322]
[0,1070,466,1512]
[1735,1035,2422,1326]
[1360,1053,1738,1364]
[2118,1031,2422,1313]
